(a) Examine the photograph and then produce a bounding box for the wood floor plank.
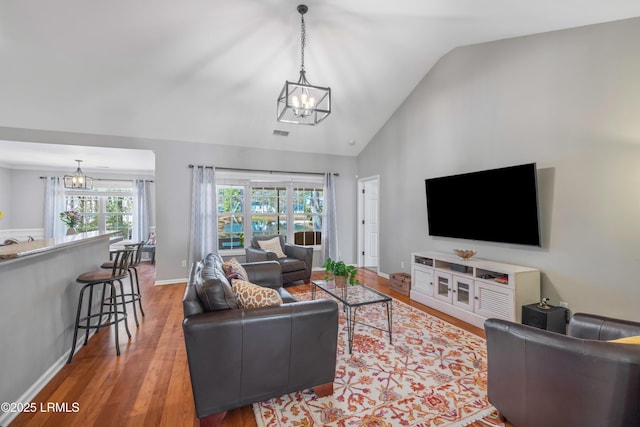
[10,264,496,427]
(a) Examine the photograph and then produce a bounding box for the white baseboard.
[154,278,186,286]
[0,331,95,427]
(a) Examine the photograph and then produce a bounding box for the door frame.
[357,175,380,269]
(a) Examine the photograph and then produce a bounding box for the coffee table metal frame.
[311,279,392,353]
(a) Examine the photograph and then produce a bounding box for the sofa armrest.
[245,247,278,262]
[183,299,339,418]
[284,243,313,268]
[568,312,640,341]
[242,260,283,289]
[485,318,640,427]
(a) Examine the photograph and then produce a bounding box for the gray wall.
[5,168,156,231]
[0,236,110,425]
[0,128,358,282]
[0,167,9,229]
[358,17,640,321]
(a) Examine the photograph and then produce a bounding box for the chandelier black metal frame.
[63,160,93,189]
[277,4,331,125]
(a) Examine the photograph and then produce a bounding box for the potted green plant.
[323,257,359,286]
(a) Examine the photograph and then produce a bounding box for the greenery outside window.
[215,173,323,252]
[64,181,134,238]
[217,185,244,250]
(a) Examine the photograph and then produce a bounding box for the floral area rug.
[253,291,495,426]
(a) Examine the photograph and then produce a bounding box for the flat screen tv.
[425,163,541,246]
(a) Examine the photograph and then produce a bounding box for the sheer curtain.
[321,172,338,261]
[188,166,218,266]
[132,179,150,243]
[43,177,66,239]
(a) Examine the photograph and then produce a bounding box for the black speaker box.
[522,304,567,334]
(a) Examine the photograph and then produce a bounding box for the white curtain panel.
[188,166,218,266]
[132,179,150,243]
[321,172,339,262]
[43,177,65,239]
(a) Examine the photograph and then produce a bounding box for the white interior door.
[362,178,379,269]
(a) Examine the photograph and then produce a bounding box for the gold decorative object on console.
[453,249,476,260]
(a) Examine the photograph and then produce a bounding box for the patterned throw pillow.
[257,236,287,259]
[222,257,249,282]
[608,335,640,344]
[231,279,283,309]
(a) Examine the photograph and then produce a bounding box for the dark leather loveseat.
[485,313,640,427]
[182,253,339,422]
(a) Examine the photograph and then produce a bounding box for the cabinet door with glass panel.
[451,274,474,311]
[433,271,453,303]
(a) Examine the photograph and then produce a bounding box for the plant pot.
[334,275,347,287]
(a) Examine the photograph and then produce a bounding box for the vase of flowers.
[60,210,81,235]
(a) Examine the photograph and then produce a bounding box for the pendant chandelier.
[277,4,331,125]
[63,160,93,189]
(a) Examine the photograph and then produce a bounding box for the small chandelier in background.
[64,160,93,189]
[277,4,331,126]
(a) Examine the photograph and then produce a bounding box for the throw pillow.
[608,335,640,344]
[257,236,287,259]
[146,232,156,245]
[223,257,249,282]
[195,260,239,311]
[231,279,283,309]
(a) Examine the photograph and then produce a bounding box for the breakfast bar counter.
[0,231,116,426]
[0,231,118,262]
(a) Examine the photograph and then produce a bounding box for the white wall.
[0,129,358,283]
[358,17,640,321]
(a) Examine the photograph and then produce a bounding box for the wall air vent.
[273,129,290,137]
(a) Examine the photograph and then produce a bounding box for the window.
[65,195,100,232]
[64,181,134,238]
[292,187,322,245]
[215,173,323,251]
[251,186,287,238]
[217,185,244,249]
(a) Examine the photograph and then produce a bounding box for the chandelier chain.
[300,13,306,72]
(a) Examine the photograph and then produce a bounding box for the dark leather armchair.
[245,235,313,285]
[485,313,640,427]
[182,253,338,423]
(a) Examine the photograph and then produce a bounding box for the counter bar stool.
[101,241,145,327]
[67,249,132,363]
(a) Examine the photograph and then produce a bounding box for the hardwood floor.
[11,265,487,427]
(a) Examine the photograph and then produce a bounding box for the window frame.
[215,172,324,255]
[64,181,134,238]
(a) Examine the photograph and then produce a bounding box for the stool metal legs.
[67,280,132,364]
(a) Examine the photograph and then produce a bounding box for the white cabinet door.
[474,281,514,320]
[412,267,433,296]
[433,271,452,303]
[452,274,474,311]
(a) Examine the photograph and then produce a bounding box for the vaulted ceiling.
[1,0,640,164]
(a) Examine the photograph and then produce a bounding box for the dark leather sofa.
[245,235,313,285]
[485,313,640,427]
[182,253,338,422]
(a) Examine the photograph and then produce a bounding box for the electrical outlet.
[181,259,187,268]
[400,261,405,269]
[559,301,569,309]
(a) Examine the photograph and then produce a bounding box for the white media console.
[410,251,540,329]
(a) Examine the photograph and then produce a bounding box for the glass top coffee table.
[311,279,392,354]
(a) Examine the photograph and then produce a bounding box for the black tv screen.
[425,163,541,246]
